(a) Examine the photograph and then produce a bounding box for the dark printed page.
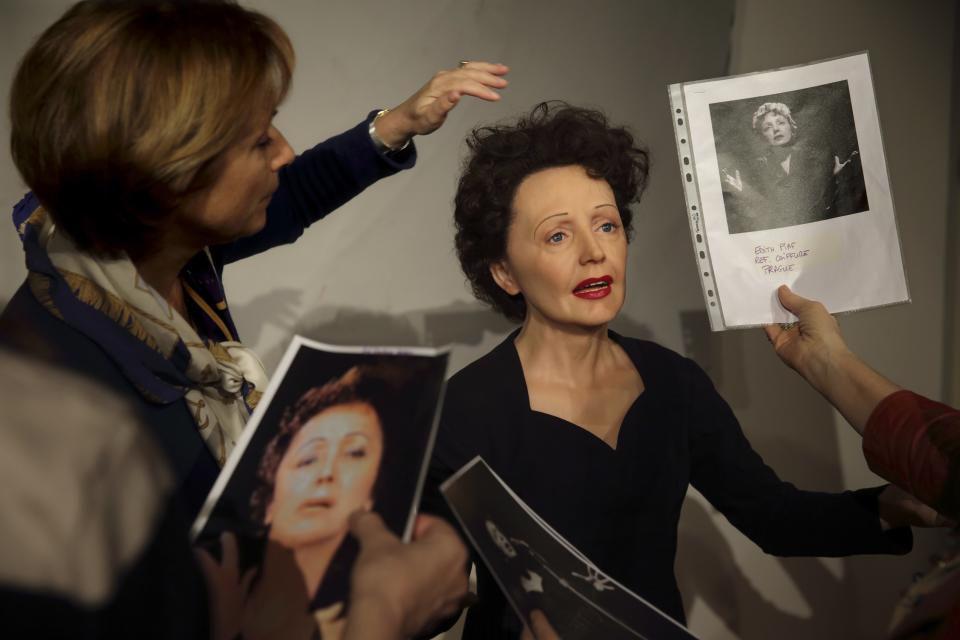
[192,337,448,639]
[442,457,700,640]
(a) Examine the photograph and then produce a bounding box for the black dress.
[422,330,910,639]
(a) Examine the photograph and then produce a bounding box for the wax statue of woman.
[0,0,507,518]
[423,102,935,639]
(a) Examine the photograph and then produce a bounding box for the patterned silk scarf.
[14,193,266,465]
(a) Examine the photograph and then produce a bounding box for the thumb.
[775,284,809,314]
[349,510,392,547]
[413,513,439,539]
[428,91,460,121]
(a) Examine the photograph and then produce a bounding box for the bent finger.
[420,90,461,126]
[239,568,257,595]
[763,323,783,346]
[455,61,509,76]
[529,610,560,639]
[435,76,502,102]
[194,546,220,581]
[349,510,394,547]
[449,68,510,89]
[219,531,239,571]
[413,513,448,539]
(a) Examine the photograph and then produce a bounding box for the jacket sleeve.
[863,390,960,521]
[214,113,416,264]
[684,357,912,557]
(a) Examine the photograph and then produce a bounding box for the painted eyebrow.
[533,212,568,237]
[533,204,619,237]
[592,204,619,219]
[294,436,329,452]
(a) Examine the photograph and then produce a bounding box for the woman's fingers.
[522,610,562,640]
[194,546,218,578]
[349,510,392,550]
[456,61,510,76]
[455,80,503,101]
[423,91,461,124]
[347,509,470,638]
[219,531,239,575]
[763,323,784,346]
[239,567,257,595]
[412,512,448,539]
[386,60,510,139]
[418,74,502,125]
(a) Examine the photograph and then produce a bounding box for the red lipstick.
[573,275,613,299]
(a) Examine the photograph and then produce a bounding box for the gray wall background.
[1,1,956,639]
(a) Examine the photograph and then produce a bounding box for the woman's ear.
[490,261,520,296]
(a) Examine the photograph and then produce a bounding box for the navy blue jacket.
[0,116,415,520]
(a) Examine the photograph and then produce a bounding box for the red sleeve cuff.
[863,390,960,518]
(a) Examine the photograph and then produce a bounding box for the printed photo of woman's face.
[759,112,792,146]
[265,401,384,548]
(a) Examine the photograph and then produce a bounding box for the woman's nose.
[579,232,606,264]
[315,449,337,482]
[270,126,295,171]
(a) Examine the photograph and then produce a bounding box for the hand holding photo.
[192,338,448,640]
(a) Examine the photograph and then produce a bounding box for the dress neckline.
[503,328,647,452]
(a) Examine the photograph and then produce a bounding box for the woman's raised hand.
[832,150,859,175]
[373,61,509,148]
[765,285,901,434]
[721,168,743,192]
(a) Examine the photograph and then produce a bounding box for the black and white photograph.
[442,457,700,640]
[193,338,448,639]
[670,52,908,329]
[710,81,868,234]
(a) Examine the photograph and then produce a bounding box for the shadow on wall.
[236,290,520,371]
[228,288,304,349]
[610,313,656,343]
[231,289,659,372]
[680,309,751,409]
[677,497,857,640]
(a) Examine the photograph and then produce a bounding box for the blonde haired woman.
[0,0,508,517]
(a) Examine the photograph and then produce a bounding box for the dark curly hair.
[454,101,650,321]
